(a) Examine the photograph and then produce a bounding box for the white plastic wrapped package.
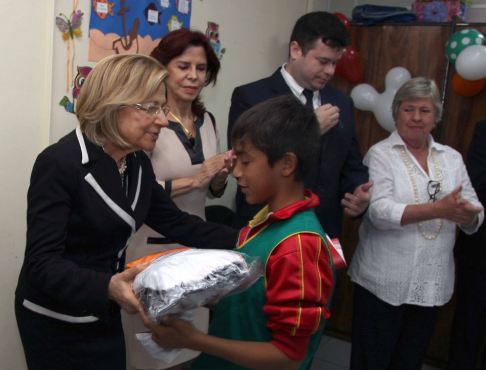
[132,248,263,363]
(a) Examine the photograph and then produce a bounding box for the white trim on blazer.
[23,299,99,323]
[131,166,142,211]
[77,128,141,271]
[75,126,89,164]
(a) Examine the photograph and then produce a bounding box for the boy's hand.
[139,309,201,350]
[342,182,373,217]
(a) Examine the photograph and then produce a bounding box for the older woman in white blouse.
[348,78,484,370]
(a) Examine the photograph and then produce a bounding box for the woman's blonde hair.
[392,77,443,124]
[76,54,168,149]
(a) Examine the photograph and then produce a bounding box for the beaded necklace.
[400,146,442,240]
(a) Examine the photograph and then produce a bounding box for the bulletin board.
[88,0,192,61]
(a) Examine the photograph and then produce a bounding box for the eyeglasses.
[129,104,171,117]
[427,180,441,203]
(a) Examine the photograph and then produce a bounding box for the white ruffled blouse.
[348,130,484,306]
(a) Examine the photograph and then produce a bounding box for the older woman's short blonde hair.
[392,77,443,124]
[76,54,168,149]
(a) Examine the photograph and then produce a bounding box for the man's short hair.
[231,96,320,181]
[290,11,351,54]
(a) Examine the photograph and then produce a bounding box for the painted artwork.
[88,0,191,62]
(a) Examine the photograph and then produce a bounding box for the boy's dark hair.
[290,11,351,55]
[231,96,320,182]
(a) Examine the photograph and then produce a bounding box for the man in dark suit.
[448,120,486,370]
[227,11,371,239]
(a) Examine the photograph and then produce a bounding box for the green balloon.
[446,29,486,65]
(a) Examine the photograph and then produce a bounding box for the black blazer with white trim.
[16,128,238,323]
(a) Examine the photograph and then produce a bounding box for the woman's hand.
[192,152,228,189]
[108,263,148,314]
[211,151,236,187]
[402,185,483,227]
[436,186,483,224]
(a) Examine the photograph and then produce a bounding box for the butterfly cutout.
[56,10,84,41]
[56,6,84,93]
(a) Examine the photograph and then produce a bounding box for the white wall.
[0,1,54,369]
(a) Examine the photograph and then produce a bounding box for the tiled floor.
[310,335,443,370]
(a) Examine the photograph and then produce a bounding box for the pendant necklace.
[102,145,127,187]
[401,146,442,240]
[118,156,127,187]
[170,112,196,148]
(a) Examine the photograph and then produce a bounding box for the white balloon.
[374,90,396,133]
[456,45,486,80]
[350,84,377,111]
[385,67,412,90]
[351,67,411,132]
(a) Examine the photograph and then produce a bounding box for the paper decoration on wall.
[206,22,226,61]
[160,0,171,10]
[88,0,191,62]
[59,66,93,114]
[351,67,412,132]
[176,0,190,14]
[56,0,84,92]
[167,15,183,31]
[93,0,115,19]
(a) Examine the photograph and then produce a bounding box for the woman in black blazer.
[14,54,237,370]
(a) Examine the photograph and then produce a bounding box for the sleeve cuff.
[391,203,407,228]
[270,332,310,360]
[157,180,172,196]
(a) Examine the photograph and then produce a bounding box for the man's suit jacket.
[454,120,486,271]
[227,68,369,239]
[16,127,237,324]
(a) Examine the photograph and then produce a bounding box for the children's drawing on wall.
[167,15,183,31]
[206,21,226,61]
[56,0,84,92]
[59,66,93,114]
[88,0,192,62]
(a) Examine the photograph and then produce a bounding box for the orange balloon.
[452,74,486,97]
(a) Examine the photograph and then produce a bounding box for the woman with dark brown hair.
[124,29,233,370]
